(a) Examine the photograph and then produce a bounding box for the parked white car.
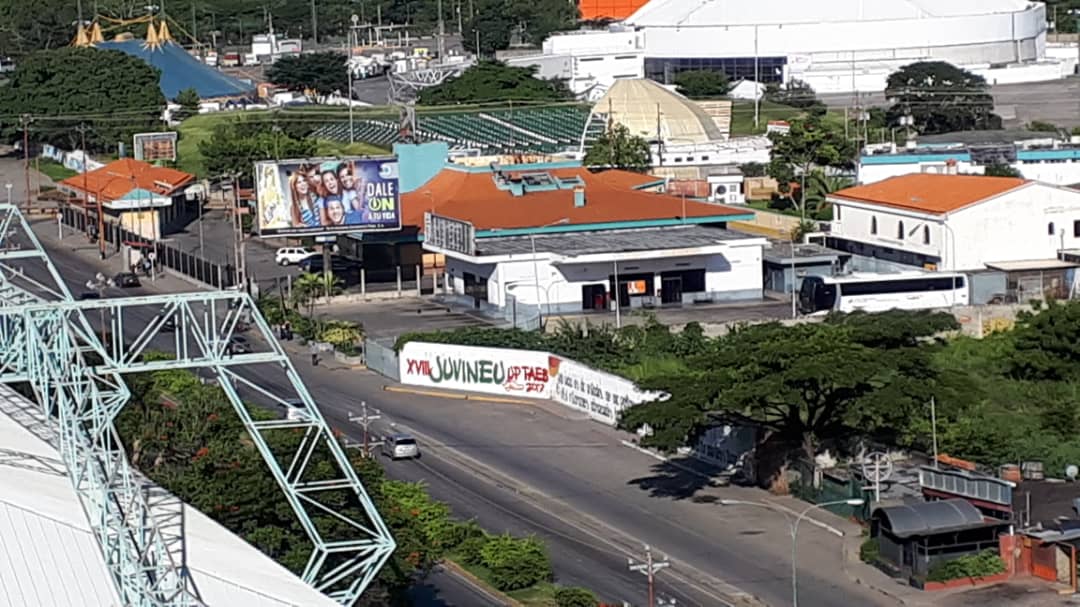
[275,247,315,266]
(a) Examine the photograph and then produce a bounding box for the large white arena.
[515,0,1074,96]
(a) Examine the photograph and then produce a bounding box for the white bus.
[797,272,968,315]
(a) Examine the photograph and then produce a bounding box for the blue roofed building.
[97,39,254,100]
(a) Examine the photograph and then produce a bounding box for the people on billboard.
[288,165,320,228]
[338,162,365,223]
[258,163,289,229]
[324,197,348,226]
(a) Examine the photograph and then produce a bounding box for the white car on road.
[275,247,315,266]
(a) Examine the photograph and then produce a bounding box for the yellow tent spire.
[72,25,89,47]
[89,22,104,44]
[158,20,172,43]
[144,19,160,48]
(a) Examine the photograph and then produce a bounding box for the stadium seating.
[309,105,593,154]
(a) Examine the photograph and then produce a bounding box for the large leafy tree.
[619,311,957,466]
[673,70,730,99]
[463,0,515,56]
[463,0,577,54]
[0,47,165,153]
[198,117,316,184]
[766,113,854,219]
[418,61,570,105]
[583,122,651,172]
[765,79,825,113]
[1009,301,1080,381]
[266,52,349,98]
[884,61,1002,135]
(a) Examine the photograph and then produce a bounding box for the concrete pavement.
[30,217,902,607]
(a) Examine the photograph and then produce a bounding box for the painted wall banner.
[399,342,553,398]
[551,357,664,426]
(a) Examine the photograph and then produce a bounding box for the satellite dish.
[861,451,893,484]
[1066,465,1078,481]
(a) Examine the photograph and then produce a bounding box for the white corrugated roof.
[626,0,1035,27]
[595,78,721,143]
[0,384,341,607]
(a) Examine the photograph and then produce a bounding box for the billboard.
[424,212,475,256]
[133,132,178,162]
[254,157,400,237]
[399,342,553,398]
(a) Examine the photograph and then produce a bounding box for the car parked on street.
[113,272,140,288]
[225,335,251,355]
[284,398,307,420]
[381,433,420,460]
[275,247,315,266]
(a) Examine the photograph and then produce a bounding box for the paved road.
[819,77,1080,129]
[27,223,897,607]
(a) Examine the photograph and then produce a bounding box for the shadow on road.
[625,456,741,500]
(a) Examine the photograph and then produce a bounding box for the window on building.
[1049,222,1055,236]
[871,216,877,235]
[923,225,930,245]
[835,205,841,220]
[897,221,905,240]
[1075,220,1080,238]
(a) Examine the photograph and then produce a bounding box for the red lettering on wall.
[405,359,431,376]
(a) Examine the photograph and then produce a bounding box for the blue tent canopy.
[97,40,255,100]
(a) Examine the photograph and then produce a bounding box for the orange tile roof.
[59,158,194,202]
[404,167,747,231]
[830,174,1029,215]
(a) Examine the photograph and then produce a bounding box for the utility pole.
[436,0,446,60]
[310,0,318,44]
[348,402,382,457]
[628,545,669,607]
[349,14,358,143]
[21,115,31,212]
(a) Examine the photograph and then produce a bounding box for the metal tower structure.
[0,205,394,606]
[387,59,473,104]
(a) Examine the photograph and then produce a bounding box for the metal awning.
[873,499,988,538]
[984,259,1077,272]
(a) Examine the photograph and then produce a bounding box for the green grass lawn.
[37,159,78,182]
[445,555,560,606]
[176,111,390,178]
[730,100,809,136]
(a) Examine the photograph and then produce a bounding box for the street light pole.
[531,218,568,328]
[348,14,358,144]
[720,498,864,607]
[85,272,114,338]
[628,544,669,607]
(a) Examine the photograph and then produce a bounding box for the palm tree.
[291,272,343,316]
[802,170,853,219]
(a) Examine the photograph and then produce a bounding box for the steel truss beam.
[0,205,394,606]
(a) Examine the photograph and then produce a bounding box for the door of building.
[581,284,607,310]
[661,276,682,305]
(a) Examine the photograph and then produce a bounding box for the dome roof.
[627,0,1035,27]
[595,79,722,144]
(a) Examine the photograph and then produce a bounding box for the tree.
[583,122,651,172]
[802,170,853,219]
[673,70,730,99]
[1026,120,1059,133]
[479,534,551,591]
[0,0,78,56]
[174,87,201,121]
[198,118,316,184]
[765,79,824,112]
[418,61,571,105]
[463,0,514,56]
[983,163,1023,178]
[0,47,165,153]
[619,312,955,465]
[884,61,1002,135]
[766,114,854,218]
[266,52,349,98]
[1009,301,1080,381]
[462,0,577,55]
[554,587,600,607]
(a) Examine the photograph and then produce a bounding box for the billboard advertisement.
[399,342,553,399]
[255,157,400,236]
[133,132,178,162]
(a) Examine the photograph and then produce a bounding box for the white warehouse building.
[519,0,1071,96]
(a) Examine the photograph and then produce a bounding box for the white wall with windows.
[442,240,766,313]
[858,156,1080,187]
[830,183,1080,271]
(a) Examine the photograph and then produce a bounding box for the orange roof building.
[59,158,194,210]
[394,150,768,315]
[827,173,1080,273]
[402,164,751,233]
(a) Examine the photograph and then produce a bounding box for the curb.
[440,559,523,607]
[382,385,534,405]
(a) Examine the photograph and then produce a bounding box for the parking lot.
[315,297,500,340]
